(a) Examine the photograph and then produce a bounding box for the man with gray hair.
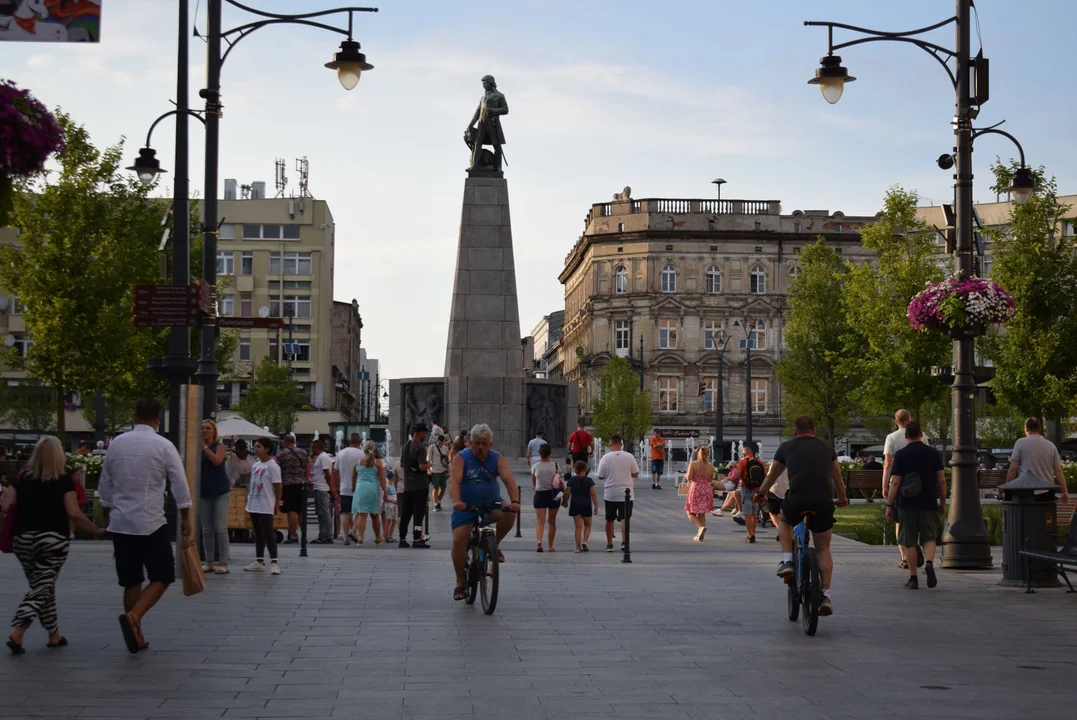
[448,423,521,601]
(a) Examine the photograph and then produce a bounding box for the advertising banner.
[0,0,101,42]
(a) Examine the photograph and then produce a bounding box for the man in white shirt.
[335,434,365,544]
[309,439,334,543]
[596,434,640,552]
[98,397,192,655]
[882,408,917,569]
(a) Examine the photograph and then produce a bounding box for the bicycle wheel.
[802,548,821,636]
[479,533,500,615]
[787,544,800,621]
[464,544,479,605]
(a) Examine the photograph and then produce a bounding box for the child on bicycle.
[564,461,599,553]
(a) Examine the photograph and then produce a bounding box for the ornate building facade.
[558,189,878,456]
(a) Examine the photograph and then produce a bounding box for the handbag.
[178,543,207,596]
[0,472,22,554]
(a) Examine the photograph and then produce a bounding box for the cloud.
[26,54,53,68]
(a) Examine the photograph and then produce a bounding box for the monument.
[389,75,576,460]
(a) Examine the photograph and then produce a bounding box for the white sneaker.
[270,563,282,575]
[732,511,743,518]
[712,510,724,517]
[244,561,265,572]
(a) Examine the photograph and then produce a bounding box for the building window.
[271,295,312,319]
[10,295,21,315]
[703,378,719,413]
[614,319,630,357]
[240,293,252,318]
[835,223,843,233]
[268,339,278,359]
[218,294,234,317]
[1064,220,1076,237]
[270,251,313,275]
[747,320,767,350]
[239,337,251,361]
[243,224,301,240]
[240,251,253,275]
[614,265,628,295]
[658,318,678,349]
[794,222,801,234]
[705,265,721,293]
[658,377,679,413]
[661,264,677,293]
[12,335,33,357]
[216,251,234,276]
[219,224,235,240]
[703,320,724,350]
[617,223,624,232]
[789,265,802,278]
[754,221,761,231]
[750,265,766,294]
[751,378,768,413]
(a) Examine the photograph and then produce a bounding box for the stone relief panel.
[525,383,567,444]
[402,383,445,438]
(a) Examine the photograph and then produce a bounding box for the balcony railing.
[590,198,780,221]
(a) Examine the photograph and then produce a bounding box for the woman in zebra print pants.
[4,437,104,654]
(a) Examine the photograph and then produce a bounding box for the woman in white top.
[530,444,563,552]
[244,438,283,575]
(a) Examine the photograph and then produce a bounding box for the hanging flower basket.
[908,277,1015,337]
[0,79,65,224]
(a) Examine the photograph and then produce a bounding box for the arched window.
[789,265,802,278]
[705,265,721,293]
[750,265,766,294]
[751,320,767,350]
[614,265,628,294]
[661,264,677,293]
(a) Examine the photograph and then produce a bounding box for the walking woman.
[245,438,283,575]
[200,420,231,574]
[351,441,387,544]
[684,446,716,541]
[531,443,562,552]
[4,437,104,653]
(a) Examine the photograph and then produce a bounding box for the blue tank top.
[458,447,502,508]
[201,442,230,499]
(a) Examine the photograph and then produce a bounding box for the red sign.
[133,284,202,327]
[217,317,285,329]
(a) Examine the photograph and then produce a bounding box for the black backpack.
[743,458,766,490]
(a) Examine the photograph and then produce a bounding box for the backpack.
[743,458,766,490]
[569,432,581,454]
[900,471,922,498]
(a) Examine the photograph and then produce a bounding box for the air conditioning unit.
[250,181,266,199]
[224,179,238,200]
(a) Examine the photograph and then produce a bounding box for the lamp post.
[733,320,756,448]
[711,329,727,462]
[805,0,1033,569]
[638,335,644,392]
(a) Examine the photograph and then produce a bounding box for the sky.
[3,0,1076,382]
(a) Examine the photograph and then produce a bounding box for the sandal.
[536,545,543,553]
[898,559,909,569]
[118,614,140,654]
[201,563,213,573]
[46,636,68,648]
[375,537,385,545]
[214,566,230,574]
[6,636,24,655]
[498,552,505,563]
[453,586,466,601]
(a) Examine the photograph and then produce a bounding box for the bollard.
[424,494,430,541]
[299,484,309,558]
[621,487,632,563]
[515,501,522,537]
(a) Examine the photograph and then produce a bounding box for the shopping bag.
[178,543,206,596]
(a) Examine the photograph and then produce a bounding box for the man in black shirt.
[757,415,849,616]
[885,421,946,590]
[399,424,431,548]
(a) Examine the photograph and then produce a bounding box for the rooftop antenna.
[296,156,311,198]
[240,183,252,200]
[274,158,288,198]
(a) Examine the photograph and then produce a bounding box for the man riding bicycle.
[756,415,849,616]
[449,423,521,601]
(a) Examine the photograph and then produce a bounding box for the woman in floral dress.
[684,447,716,541]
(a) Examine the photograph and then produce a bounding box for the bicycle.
[462,502,515,615]
[786,510,823,636]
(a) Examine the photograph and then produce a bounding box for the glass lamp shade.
[1005,166,1036,205]
[1011,186,1033,205]
[126,147,164,185]
[336,64,363,91]
[818,76,845,104]
[326,40,373,92]
[136,170,158,186]
[808,55,854,105]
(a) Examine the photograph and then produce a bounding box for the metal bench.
[846,470,881,502]
[1018,507,1077,593]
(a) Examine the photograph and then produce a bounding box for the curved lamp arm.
[805,17,959,88]
[217,2,378,68]
[145,109,206,147]
[972,127,1026,167]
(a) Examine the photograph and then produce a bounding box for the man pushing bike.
[756,415,849,616]
[449,423,521,602]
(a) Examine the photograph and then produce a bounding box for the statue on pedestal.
[464,74,508,175]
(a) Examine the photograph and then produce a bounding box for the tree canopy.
[238,357,298,435]
[590,356,651,447]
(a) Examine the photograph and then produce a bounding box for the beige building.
[558,189,878,456]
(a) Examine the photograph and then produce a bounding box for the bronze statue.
[465,74,508,175]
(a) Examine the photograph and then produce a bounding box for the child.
[565,461,599,553]
[383,466,399,541]
[245,437,283,575]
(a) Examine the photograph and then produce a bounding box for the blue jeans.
[314,490,333,540]
[200,492,231,565]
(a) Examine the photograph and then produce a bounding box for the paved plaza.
[1,484,1074,720]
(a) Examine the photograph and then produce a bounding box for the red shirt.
[569,430,592,455]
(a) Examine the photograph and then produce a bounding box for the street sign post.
[133,284,200,327]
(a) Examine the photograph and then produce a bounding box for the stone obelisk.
[443,74,526,455]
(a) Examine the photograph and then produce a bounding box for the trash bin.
[998,472,1061,588]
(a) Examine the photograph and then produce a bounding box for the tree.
[590,356,651,448]
[982,162,1077,431]
[0,114,166,439]
[0,380,57,432]
[844,187,951,420]
[775,240,866,446]
[238,357,298,434]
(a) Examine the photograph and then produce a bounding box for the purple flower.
[0,80,64,177]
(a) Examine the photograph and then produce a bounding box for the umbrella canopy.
[215,415,271,440]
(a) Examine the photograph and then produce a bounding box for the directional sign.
[217,317,285,329]
[133,284,200,328]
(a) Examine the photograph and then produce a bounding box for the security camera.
[937,153,955,170]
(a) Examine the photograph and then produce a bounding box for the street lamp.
[710,327,728,462]
[805,0,1021,569]
[127,147,166,185]
[711,178,727,204]
[325,38,374,90]
[733,319,757,448]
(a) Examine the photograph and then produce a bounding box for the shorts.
[569,504,593,518]
[741,488,760,514]
[604,499,633,523]
[429,472,448,490]
[897,508,940,546]
[767,494,784,516]
[281,483,304,514]
[571,452,590,468]
[533,489,561,510]
[780,493,835,534]
[723,480,737,492]
[339,495,353,513]
[111,525,175,587]
[650,459,664,475]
